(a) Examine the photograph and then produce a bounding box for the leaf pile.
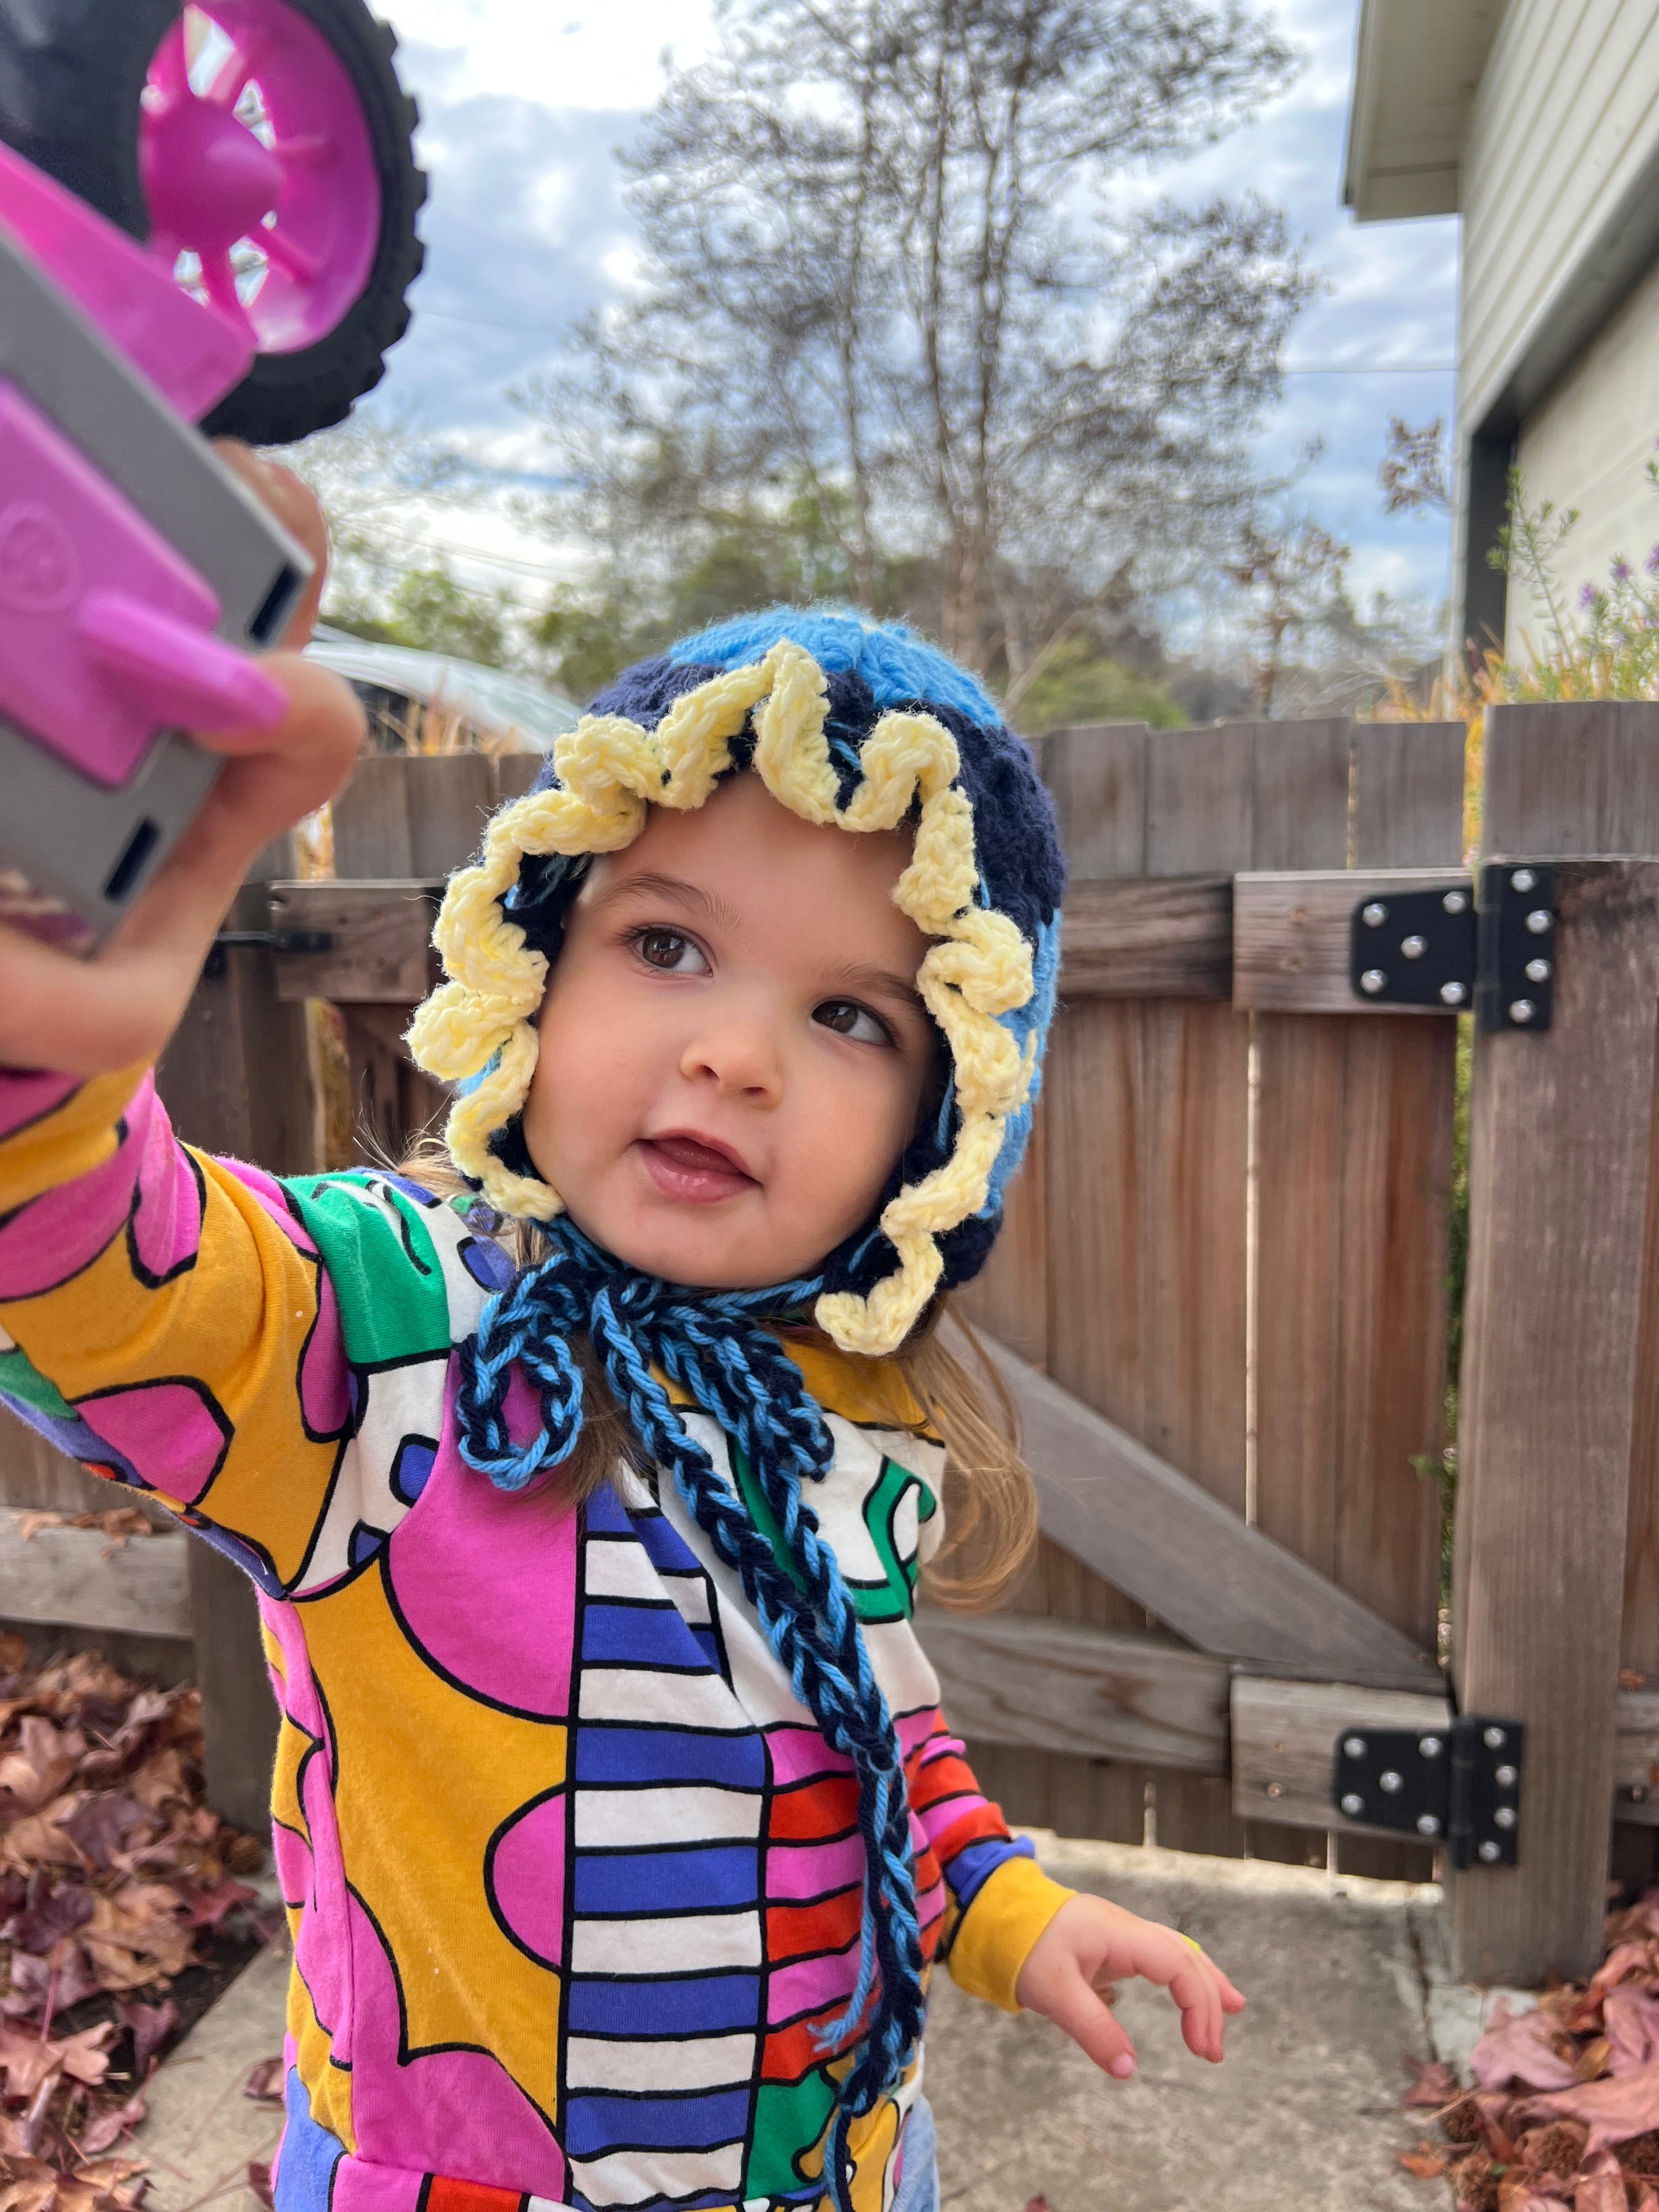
[1399,1891,1659,2209]
[0,1636,266,2208]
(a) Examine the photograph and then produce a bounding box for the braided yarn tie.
[455,1224,926,2208]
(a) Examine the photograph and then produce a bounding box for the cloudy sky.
[366,0,1460,623]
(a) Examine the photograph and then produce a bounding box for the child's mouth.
[637,1131,758,1203]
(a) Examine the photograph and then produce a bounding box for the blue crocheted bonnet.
[407,607,1066,1355]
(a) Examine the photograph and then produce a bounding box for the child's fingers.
[1037,1963,1140,2081]
[211,440,330,648]
[1169,1960,1224,2062]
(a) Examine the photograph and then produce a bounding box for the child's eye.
[814,999,891,1046]
[632,928,708,975]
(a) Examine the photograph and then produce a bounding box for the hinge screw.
[1401,934,1428,959]
[1525,958,1552,983]
[1441,980,1468,1006]
[1494,1805,1517,1830]
[1417,1813,1442,1836]
[1443,890,1468,914]
[1360,969,1386,995]
[1478,1839,1501,1862]
[1512,868,1537,893]
[1265,1781,1284,1798]
[1418,1737,1443,1757]
[1361,902,1387,927]
[1339,1792,1364,1818]
[1494,1764,1518,1788]
[1343,1736,1366,1758]
[1483,1726,1506,1749]
[1525,909,1552,934]
[1380,1770,1404,1794]
[1510,999,1536,1024]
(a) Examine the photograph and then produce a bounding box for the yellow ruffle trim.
[405,638,1036,1357]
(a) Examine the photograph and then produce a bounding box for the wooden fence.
[9,704,1659,1985]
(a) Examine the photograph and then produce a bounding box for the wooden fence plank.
[1350,724,1468,869]
[1483,702,1659,858]
[1040,724,1147,878]
[1061,878,1232,999]
[0,1516,190,1639]
[960,1326,1438,1686]
[332,753,497,880]
[953,1107,1049,1371]
[1230,1676,1451,1835]
[920,1611,1229,1770]
[1452,860,1659,1983]
[1233,870,1469,1015]
[1248,720,1353,871]
[264,880,437,1003]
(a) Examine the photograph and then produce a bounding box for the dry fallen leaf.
[243,2057,284,2105]
[1404,2054,1460,2108]
[1399,2141,1450,2178]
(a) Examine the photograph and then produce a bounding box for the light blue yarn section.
[980,911,1061,1217]
[667,607,1005,733]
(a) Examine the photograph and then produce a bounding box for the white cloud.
[382,0,714,113]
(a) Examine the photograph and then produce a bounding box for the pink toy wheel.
[0,0,425,444]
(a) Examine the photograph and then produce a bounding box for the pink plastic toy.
[0,0,424,947]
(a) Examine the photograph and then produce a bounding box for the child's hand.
[0,451,363,1078]
[1014,1893,1246,2080]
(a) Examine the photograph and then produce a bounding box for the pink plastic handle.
[77,589,286,735]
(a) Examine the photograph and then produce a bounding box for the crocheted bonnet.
[406,609,1066,1357]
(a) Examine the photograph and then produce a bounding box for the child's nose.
[678,1006,783,1103]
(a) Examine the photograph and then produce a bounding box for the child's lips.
[637,1131,758,1204]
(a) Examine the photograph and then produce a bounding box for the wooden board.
[0,1514,191,1639]
[918,1610,1228,1771]
[958,1325,1439,1686]
[1039,724,1148,878]
[1233,870,1469,1015]
[1060,878,1232,999]
[1230,1676,1451,1837]
[263,880,439,1004]
[1452,861,1659,1984]
[1483,701,1659,859]
[331,753,496,880]
[952,1106,1050,1370]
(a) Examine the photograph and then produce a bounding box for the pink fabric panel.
[0,1068,78,1141]
[766,1834,865,1903]
[768,1938,860,2026]
[346,1888,567,2201]
[384,1375,576,1720]
[75,1378,227,1501]
[767,1726,851,1788]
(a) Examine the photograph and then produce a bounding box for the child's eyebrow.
[588,871,745,932]
[825,961,929,1015]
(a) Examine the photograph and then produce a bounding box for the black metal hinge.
[1331,1714,1524,1868]
[204,928,334,980]
[1351,865,1556,1031]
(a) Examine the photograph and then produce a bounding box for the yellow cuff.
[945,1855,1076,2014]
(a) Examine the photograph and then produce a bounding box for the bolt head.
[1417,1813,1442,1837]
[1361,969,1386,995]
[1361,902,1387,928]
[1401,933,1428,959]
[1494,1804,1516,1830]
[1495,1764,1518,1788]
[1265,1780,1284,1798]
[1441,980,1467,1006]
[1443,890,1469,915]
[1525,957,1552,983]
[1525,907,1552,935]
[1339,1793,1364,1818]
[1512,868,1537,893]
[1342,1736,1366,1759]
[1483,1726,1506,1749]
[1418,1737,1443,1759]
[1379,1770,1404,1794]
[1510,998,1536,1024]
[1478,1839,1501,1862]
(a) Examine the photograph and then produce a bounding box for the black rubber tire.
[0,0,426,446]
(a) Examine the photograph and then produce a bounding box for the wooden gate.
[10,708,1659,1985]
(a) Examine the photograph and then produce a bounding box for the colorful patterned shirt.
[0,1068,1072,2212]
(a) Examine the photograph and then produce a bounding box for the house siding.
[1452,0,1659,653]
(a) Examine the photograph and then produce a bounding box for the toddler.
[0,458,1242,2212]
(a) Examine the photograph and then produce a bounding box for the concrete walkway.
[132,1834,1498,2212]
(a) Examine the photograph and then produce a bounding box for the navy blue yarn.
[455,1222,925,2206]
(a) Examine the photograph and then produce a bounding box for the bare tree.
[523,0,1313,682]
[1379,416,1451,517]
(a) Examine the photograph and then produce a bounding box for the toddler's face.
[520,773,939,1289]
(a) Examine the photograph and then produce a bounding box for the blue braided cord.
[454,1223,927,2196]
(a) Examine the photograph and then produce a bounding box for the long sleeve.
[0,1066,505,1594]
[909,1713,1074,2011]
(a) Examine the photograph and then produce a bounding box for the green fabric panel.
[285,1173,452,1368]
[730,1443,810,1600]
[743,2069,836,2201]
[0,1344,75,1421]
[852,1458,931,1623]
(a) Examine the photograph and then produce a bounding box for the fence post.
[1451,702,1659,1983]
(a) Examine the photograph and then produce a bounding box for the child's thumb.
[1036,1965,1138,2080]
